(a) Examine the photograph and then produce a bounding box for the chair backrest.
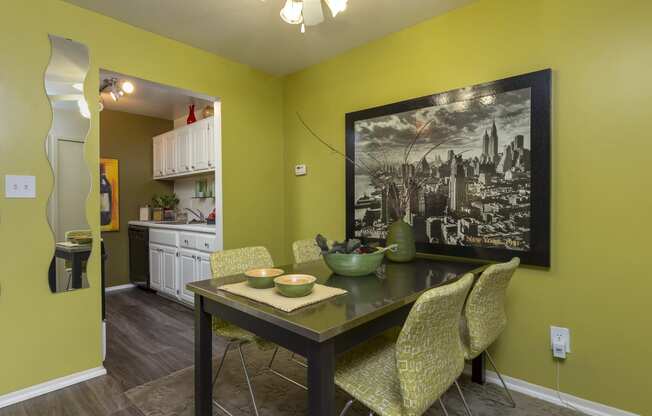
[462,257,520,359]
[395,273,474,416]
[292,239,323,264]
[209,246,274,279]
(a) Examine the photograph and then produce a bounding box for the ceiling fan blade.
[302,0,324,26]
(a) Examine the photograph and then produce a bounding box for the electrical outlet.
[550,326,571,356]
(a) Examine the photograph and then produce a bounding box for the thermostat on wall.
[295,164,307,176]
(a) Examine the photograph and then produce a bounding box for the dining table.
[188,257,488,416]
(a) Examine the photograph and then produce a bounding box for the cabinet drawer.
[196,235,218,252]
[149,229,177,246]
[179,232,197,249]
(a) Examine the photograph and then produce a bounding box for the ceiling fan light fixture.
[325,0,348,17]
[280,0,303,25]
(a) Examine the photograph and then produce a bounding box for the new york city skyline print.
[345,70,551,266]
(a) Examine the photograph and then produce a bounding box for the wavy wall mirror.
[45,35,92,293]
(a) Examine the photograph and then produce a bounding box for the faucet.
[185,208,205,223]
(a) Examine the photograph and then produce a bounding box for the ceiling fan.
[277,0,349,33]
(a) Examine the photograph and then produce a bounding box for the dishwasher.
[128,225,150,289]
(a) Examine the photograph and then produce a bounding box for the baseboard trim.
[464,365,639,416]
[0,366,107,409]
[105,283,136,293]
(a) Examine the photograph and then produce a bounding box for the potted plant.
[151,193,179,221]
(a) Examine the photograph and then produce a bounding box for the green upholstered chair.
[335,273,476,416]
[461,257,520,407]
[292,238,323,264]
[209,246,274,416]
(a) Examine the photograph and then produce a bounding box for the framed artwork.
[100,158,120,232]
[346,69,551,267]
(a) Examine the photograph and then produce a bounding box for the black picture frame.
[345,69,551,267]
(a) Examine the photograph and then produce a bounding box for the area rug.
[126,346,583,416]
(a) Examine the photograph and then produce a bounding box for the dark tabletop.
[188,257,484,342]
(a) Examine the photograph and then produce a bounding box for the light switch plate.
[5,175,36,198]
[295,164,307,176]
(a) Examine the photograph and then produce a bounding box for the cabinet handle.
[204,243,209,248]
[191,165,195,169]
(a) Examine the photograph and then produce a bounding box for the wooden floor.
[0,288,219,416]
[0,288,583,416]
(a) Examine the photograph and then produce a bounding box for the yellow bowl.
[245,268,284,289]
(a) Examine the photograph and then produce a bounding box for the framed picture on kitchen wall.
[345,69,551,267]
[100,158,120,232]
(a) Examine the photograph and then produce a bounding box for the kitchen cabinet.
[147,226,218,306]
[164,131,177,176]
[161,245,179,297]
[149,243,179,297]
[149,244,163,290]
[175,126,192,174]
[179,250,212,304]
[152,117,215,180]
[152,135,165,178]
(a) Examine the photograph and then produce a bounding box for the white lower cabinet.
[179,250,213,304]
[149,229,217,306]
[149,244,163,290]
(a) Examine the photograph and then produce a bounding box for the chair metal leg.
[454,380,474,416]
[485,350,516,407]
[212,343,236,416]
[438,398,450,416]
[338,399,355,416]
[238,343,260,416]
[266,346,308,390]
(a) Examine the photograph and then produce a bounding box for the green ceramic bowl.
[274,274,316,298]
[245,268,284,289]
[323,250,386,277]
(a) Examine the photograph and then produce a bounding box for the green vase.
[386,219,416,262]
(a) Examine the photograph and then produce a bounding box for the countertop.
[128,220,217,234]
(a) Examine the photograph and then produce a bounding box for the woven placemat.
[218,281,347,313]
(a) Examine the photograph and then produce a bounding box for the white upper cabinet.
[152,135,166,178]
[164,131,177,176]
[176,126,192,174]
[152,117,216,179]
[191,118,210,171]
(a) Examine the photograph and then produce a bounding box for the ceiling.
[64,0,473,75]
[100,70,214,120]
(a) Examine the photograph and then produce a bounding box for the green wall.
[1,0,651,413]
[283,0,651,414]
[100,110,173,287]
[0,0,285,395]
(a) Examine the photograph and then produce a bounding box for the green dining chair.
[209,246,275,416]
[292,238,323,264]
[335,273,476,416]
[461,257,520,407]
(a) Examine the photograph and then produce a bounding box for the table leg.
[307,340,335,416]
[195,295,213,416]
[471,351,486,384]
[72,254,82,289]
